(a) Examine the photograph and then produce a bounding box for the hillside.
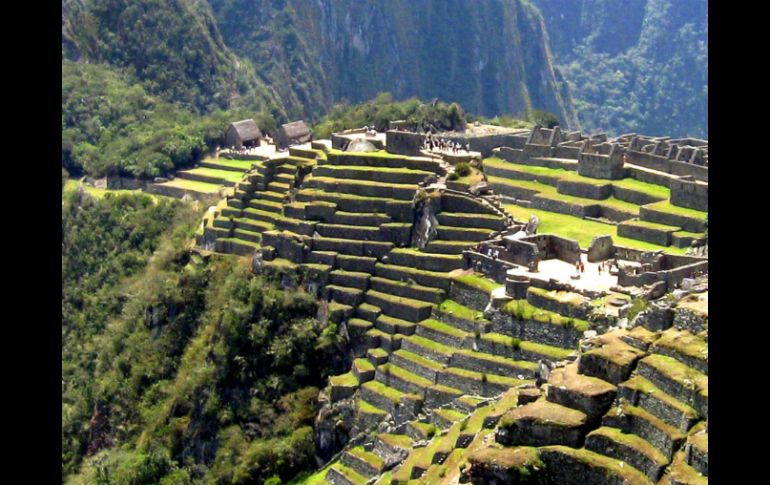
[62,0,577,126]
[532,0,708,138]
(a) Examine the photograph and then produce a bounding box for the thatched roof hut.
[275,120,312,148]
[225,119,263,149]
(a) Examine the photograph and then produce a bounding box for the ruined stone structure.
[191,122,707,485]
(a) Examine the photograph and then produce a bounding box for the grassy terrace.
[380,363,434,388]
[485,157,671,200]
[405,335,456,357]
[394,349,445,372]
[63,179,157,200]
[319,164,433,175]
[453,274,503,294]
[327,148,406,159]
[445,367,525,387]
[481,332,573,360]
[503,296,590,332]
[184,167,246,183]
[539,446,653,485]
[645,200,708,220]
[157,178,223,193]
[503,203,688,254]
[204,157,257,171]
[330,371,358,387]
[622,219,681,231]
[419,318,470,339]
[362,380,409,404]
[437,299,486,321]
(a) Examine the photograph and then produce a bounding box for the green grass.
[157,178,223,193]
[444,367,525,387]
[184,167,246,183]
[379,363,434,388]
[645,200,708,219]
[309,175,416,189]
[357,399,387,415]
[320,164,433,175]
[348,446,385,470]
[481,333,573,360]
[362,380,406,403]
[404,335,456,356]
[63,179,156,200]
[503,203,688,254]
[611,177,670,199]
[419,319,470,339]
[503,297,589,332]
[622,219,681,231]
[368,289,433,310]
[367,347,388,359]
[673,230,706,238]
[437,299,486,321]
[453,274,502,294]
[330,371,359,387]
[204,157,256,171]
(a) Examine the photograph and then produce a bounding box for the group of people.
[362,126,378,137]
[423,134,469,154]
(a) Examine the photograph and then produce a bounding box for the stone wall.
[670,178,708,212]
[522,234,581,263]
[556,179,612,199]
[464,250,518,284]
[577,152,625,180]
[449,279,492,312]
[385,130,424,155]
[502,238,540,267]
[627,150,708,182]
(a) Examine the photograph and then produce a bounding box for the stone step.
[335,254,378,273]
[666,449,708,485]
[618,375,700,432]
[451,348,536,379]
[374,314,417,336]
[372,433,414,469]
[307,250,337,266]
[359,381,411,417]
[436,212,506,231]
[233,217,272,233]
[545,364,617,425]
[578,337,646,384]
[242,207,280,223]
[329,211,393,227]
[415,319,470,348]
[400,335,455,366]
[296,189,414,222]
[424,384,465,409]
[316,223,380,241]
[312,164,433,184]
[304,176,418,200]
[389,349,445,382]
[423,240,474,255]
[477,332,574,363]
[340,446,385,478]
[248,198,284,213]
[366,347,389,366]
[355,302,381,323]
[430,407,467,430]
[365,289,435,323]
[436,226,493,242]
[437,366,530,397]
[387,248,465,273]
[254,190,286,203]
[495,400,587,447]
[636,355,708,418]
[329,269,370,290]
[232,227,262,243]
[433,300,490,333]
[376,363,434,396]
[364,328,402,353]
[406,420,438,441]
[603,400,686,459]
[312,237,394,259]
[537,445,655,485]
[326,463,367,485]
[650,328,708,375]
[325,284,365,307]
[585,426,669,482]
[374,263,452,292]
[684,427,708,477]
[329,372,359,402]
[369,276,446,304]
[267,181,291,193]
[352,358,376,383]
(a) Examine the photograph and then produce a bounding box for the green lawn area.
[644,200,708,220]
[503,203,688,254]
[204,157,257,171]
[184,167,245,183]
[485,157,671,200]
[158,178,223,193]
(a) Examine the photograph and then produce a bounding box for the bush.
[455,163,472,177]
[510,337,521,350]
[447,172,459,181]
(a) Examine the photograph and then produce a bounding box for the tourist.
[576,261,581,273]
[580,261,585,273]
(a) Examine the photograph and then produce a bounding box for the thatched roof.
[228,119,262,142]
[280,120,312,140]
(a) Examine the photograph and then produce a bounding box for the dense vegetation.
[533,0,708,137]
[62,62,278,179]
[62,190,346,483]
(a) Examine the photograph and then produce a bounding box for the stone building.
[275,120,312,149]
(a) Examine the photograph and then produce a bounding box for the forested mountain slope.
[533,0,708,137]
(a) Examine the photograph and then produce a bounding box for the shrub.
[455,163,472,177]
[510,337,521,350]
[447,172,459,181]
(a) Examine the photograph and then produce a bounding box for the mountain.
[532,0,708,138]
[62,0,577,126]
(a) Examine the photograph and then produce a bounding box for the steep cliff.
[533,0,708,138]
[63,0,577,126]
